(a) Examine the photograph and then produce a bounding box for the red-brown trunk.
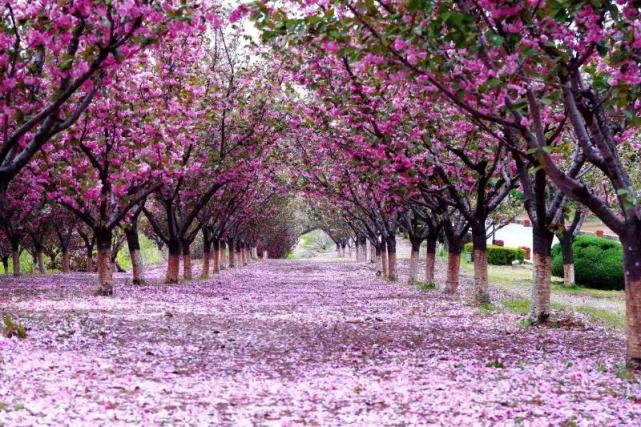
[183,253,192,281]
[201,251,210,279]
[212,248,220,274]
[166,254,180,284]
[622,237,641,368]
[425,252,436,284]
[36,251,45,274]
[408,249,419,285]
[530,253,552,323]
[62,252,71,273]
[446,252,461,294]
[228,244,235,268]
[11,250,20,276]
[96,248,113,296]
[130,249,144,285]
[473,249,490,304]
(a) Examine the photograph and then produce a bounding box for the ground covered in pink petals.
[1,260,641,425]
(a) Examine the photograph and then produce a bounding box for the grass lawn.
[457,258,625,329]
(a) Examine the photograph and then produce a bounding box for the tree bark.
[529,229,554,324]
[95,228,113,296]
[370,241,376,263]
[386,235,397,281]
[408,241,420,285]
[228,239,235,268]
[125,227,144,285]
[165,239,181,284]
[446,251,461,294]
[380,243,388,278]
[1,256,8,274]
[201,234,211,279]
[622,234,641,369]
[220,241,227,269]
[212,239,220,274]
[182,243,192,281]
[561,232,575,286]
[425,232,437,284]
[36,251,45,274]
[62,251,71,273]
[11,250,20,276]
[472,223,490,304]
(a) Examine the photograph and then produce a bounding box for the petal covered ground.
[1,260,641,425]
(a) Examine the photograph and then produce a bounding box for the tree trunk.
[369,241,376,263]
[446,251,461,294]
[212,239,220,274]
[425,232,437,284]
[561,232,575,286]
[529,229,554,324]
[1,256,8,274]
[387,237,397,281]
[36,250,45,274]
[220,241,227,269]
[472,223,490,305]
[125,227,144,285]
[182,243,192,281]
[201,235,211,279]
[95,228,113,296]
[11,250,20,276]
[622,234,641,369]
[380,243,388,278]
[409,241,420,285]
[62,251,71,273]
[165,239,181,284]
[228,240,235,268]
[235,243,242,267]
[445,237,462,294]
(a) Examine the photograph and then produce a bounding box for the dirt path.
[1,259,640,425]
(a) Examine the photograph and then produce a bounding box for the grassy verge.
[116,234,163,270]
[495,298,624,329]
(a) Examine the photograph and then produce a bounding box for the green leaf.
[486,32,504,47]
[59,55,74,71]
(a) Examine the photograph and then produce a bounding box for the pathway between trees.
[1,259,640,424]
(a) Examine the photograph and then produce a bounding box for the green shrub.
[551,235,624,290]
[463,243,524,265]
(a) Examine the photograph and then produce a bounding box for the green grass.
[501,298,623,328]
[116,233,163,270]
[0,233,163,275]
[458,260,625,301]
[503,299,530,314]
[480,303,498,313]
[575,305,625,328]
[291,229,335,259]
[0,251,52,274]
[417,281,436,291]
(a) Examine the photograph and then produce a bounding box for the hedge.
[463,243,524,265]
[551,235,624,290]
